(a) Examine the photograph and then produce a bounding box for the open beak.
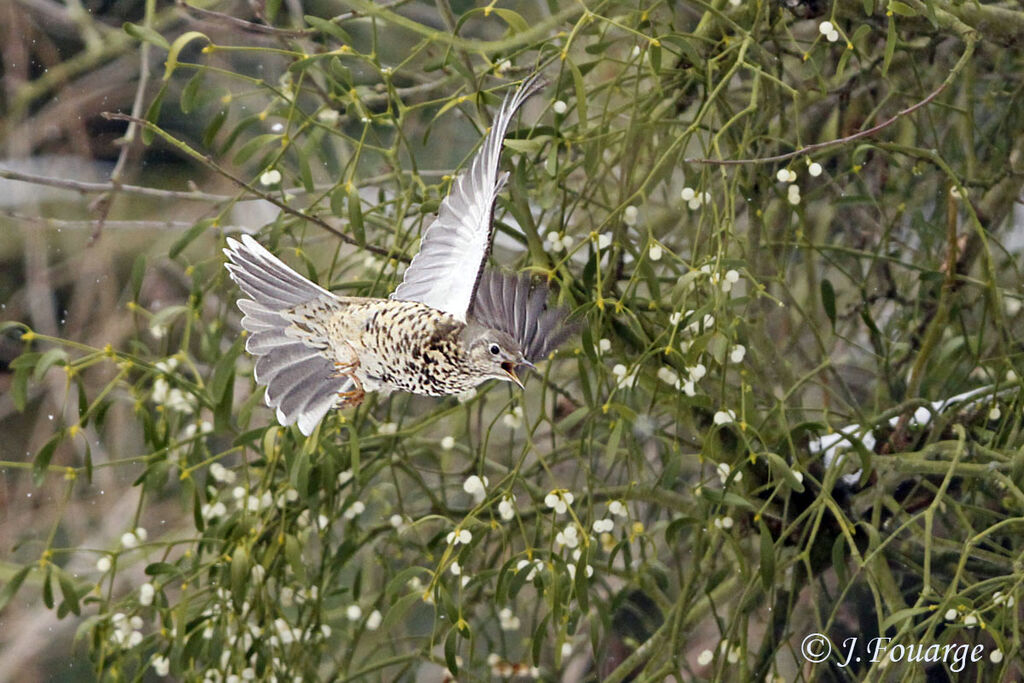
[501,361,525,389]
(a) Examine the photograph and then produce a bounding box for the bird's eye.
[489,344,500,355]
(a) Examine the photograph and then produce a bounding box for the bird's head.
[462,325,533,388]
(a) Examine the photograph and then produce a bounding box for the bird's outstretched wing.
[224,235,350,436]
[469,269,577,364]
[390,74,544,321]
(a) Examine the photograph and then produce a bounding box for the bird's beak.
[501,361,525,389]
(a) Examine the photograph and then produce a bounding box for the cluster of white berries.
[656,362,707,397]
[259,169,282,186]
[818,20,840,43]
[446,528,473,546]
[152,359,195,414]
[543,231,575,252]
[502,405,524,429]
[544,489,574,514]
[554,523,580,548]
[110,612,145,650]
[680,186,712,210]
[210,462,236,485]
[623,205,640,226]
[463,475,488,504]
[713,516,734,530]
[993,591,1016,608]
[139,582,157,606]
[498,607,520,631]
[716,462,742,485]
[342,501,365,520]
[498,495,516,521]
[121,527,148,549]
[713,409,737,425]
[611,363,638,389]
[593,232,613,250]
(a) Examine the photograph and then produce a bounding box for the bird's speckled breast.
[324,299,479,396]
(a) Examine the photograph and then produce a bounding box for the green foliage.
[3,0,1024,681]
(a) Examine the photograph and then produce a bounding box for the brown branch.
[685,81,949,166]
[100,111,403,260]
[0,166,446,201]
[0,167,229,201]
[90,4,156,245]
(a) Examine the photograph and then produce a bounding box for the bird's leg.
[333,359,365,407]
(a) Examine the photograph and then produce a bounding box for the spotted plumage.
[224,74,575,435]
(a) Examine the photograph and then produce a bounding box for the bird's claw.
[334,360,365,408]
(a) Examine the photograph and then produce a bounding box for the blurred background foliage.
[2,0,1024,680]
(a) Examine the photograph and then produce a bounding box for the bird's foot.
[333,360,365,408]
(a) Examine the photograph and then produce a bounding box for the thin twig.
[1,210,199,231]
[177,1,312,37]
[685,81,949,166]
[101,111,402,259]
[89,0,156,244]
[0,166,448,201]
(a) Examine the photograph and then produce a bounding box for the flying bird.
[224,75,575,435]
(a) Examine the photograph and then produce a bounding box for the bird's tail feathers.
[223,235,347,435]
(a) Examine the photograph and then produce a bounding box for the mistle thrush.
[224,75,575,435]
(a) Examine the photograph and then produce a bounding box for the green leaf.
[265,0,281,23]
[142,82,168,145]
[491,8,528,34]
[304,16,352,44]
[883,16,896,76]
[760,452,805,492]
[131,253,146,301]
[203,108,228,148]
[145,562,181,577]
[648,42,662,73]
[573,547,589,614]
[170,218,214,259]
[33,430,64,486]
[567,59,587,129]
[164,31,210,81]
[284,534,306,582]
[348,186,365,246]
[832,535,848,586]
[330,186,346,217]
[888,0,916,16]
[758,518,775,592]
[381,591,422,632]
[33,348,68,383]
[881,605,933,631]
[234,134,282,166]
[444,628,459,674]
[55,566,81,616]
[180,69,204,114]
[0,565,32,612]
[230,545,249,606]
[123,22,170,50]
[821,278,836,331]
[532,612,550,664]
[42,565,54,609]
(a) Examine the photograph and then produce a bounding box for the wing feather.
[469,269,577,363]
[223,235,347,435]
[391,75,544,320]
